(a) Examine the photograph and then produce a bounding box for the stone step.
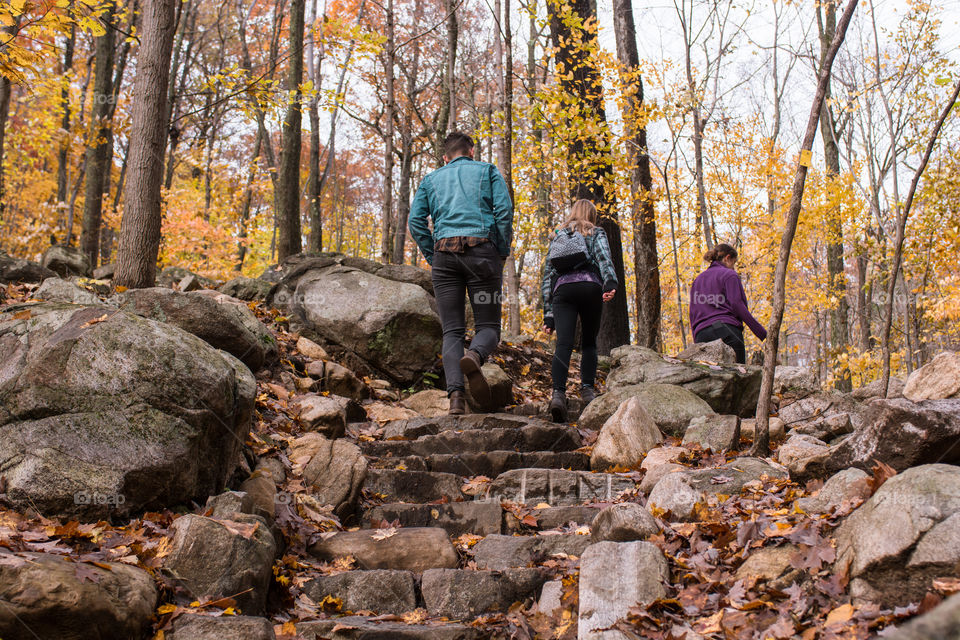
[371,450,590,477]
[297,617,487,640]
[470,534,592,570]
[488,468,637,506]
[361,424,581,458]
[381,414,549,439]
[304,570,417,615]
[308,527,458,572]
[503,504,604,533]
[362,468,464,503]
[363,501,503,536]
[421,568,549,619]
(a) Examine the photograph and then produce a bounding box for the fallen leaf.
[80,313,109,328]
[825,602,854,626]
[371,527,398,541]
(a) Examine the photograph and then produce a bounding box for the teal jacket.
[408,156,513,264]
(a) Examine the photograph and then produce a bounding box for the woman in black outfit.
[541,199,619,422]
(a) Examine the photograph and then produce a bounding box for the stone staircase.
[297,413,633,639]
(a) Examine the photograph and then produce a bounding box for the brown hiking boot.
[549,390,568,423]
[460,349,492,410]
[449,390,466,415]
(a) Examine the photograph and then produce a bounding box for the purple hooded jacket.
[689,261,767,340]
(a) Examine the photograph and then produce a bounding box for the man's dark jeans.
[695,321,746,363]
[432,242,503,394]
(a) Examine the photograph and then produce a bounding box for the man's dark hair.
[443,132,474,159]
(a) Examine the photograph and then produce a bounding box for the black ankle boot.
[549,390,568,423]
[580,385,597,406]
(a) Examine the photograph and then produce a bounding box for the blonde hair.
[560,199,597,236]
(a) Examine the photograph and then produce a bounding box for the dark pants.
[431,243,503,394]
[695,321,746,364]
[552,281,603,392]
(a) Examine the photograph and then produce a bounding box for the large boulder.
[591,396,663,470]
[34,277,103,305]
[0,303,254,519]
[606,345,761,416]
[218,276,273,301]
[852,376,905,400]
[676,339,735,364]
[647,457,788,521]
[788,398,960,482]
[904,352,960,401]
[168,615,277,640]
[267,256,441,384]
[157,265,215,289]
[579,382,715,436]
[578,541,669,640]
[0,251,56,283]
[879,592,960,640]
[165,514,277,614]
[41,245,91,278]
[773,365,819,398]
[777,391,863,432]
[591,503,660,542]
[421,568,548,619]
[304,570,417,614]
[309,528,458,572]
[288,433,367,517]
[796,467,871,514]
[835,464,960,607]
[113,287,277,371]
[0,551,157,640]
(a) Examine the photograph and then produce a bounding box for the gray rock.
[421,568,548,619]
[239,473,278,523]
[363,501,502,536]
[639,463,684,495]
[681,414,740,452]
[835,464,960,606]
[165,514,277,614]
[778,391,862,432]
[92,263,115,280]
[773,366,819,398]
[777,434,831,479]
[677,339,735,364]
[362,468,464,503]
[791,398,960,481]
[591,396,663,471]
[34,277,103,305]
[309,528,459,572]
[168,614,277,640]
[578,541,669,640]
[503,505,604,533]
[41,244,91,277]
[472,534,592,570]
[796,467,871,514]
[0,552,156,640]
[539,580,564,614]
[324,361,370,401]
[296,617,482,639]
[466,362,514,410]
[734,545,797,582]
[791,412,853,441]
[904,352,960,401]
[0,251,56,283]
[489,468,637,506]
[579,382,716,436]
[0,303,254,519]
[112,287,277,371]
[362,422,580,458]
[606,345,761,417]
[739,417,786,442]
[402,389,450,417]
[852,376,905,400]
[157,266,215,289]
[179,274,202,291]
[219,276,273,301]
[591,503,660,542]
[879,592,960,639]
[204,490,256,519]
[268,261,441,384]
[647,458,788,521]
[293,394,356,438]
[304,570,417,614]
[289,433,367,517]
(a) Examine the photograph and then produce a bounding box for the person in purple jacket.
[688,243,766,363]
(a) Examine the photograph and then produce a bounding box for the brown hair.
[443,132,474,159]
[561,199,597,236]
[704,243,738,263]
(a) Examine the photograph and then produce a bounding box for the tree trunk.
[56,26,76,232]
[549,0,629,353]
[381,0,396,262]
[163,0,195,190]
[306,0,323,252]
[613,0,660,349]
[879,77,960,395]
[276,0,306,260]
[80,2,116,267]
[434,0,458,160]
[115,0,178,288]
[751,0,858,456]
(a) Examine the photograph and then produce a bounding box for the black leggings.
[552,281,603,391]
[694,322,746,364]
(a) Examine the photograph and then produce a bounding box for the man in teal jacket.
[409,132,513,414]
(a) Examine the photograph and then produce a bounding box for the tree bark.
[56,26,76,232]
[276,0,306,260]
[306,0,324,252]
[613,0,660,349]
[751,0,858,456]
[434,0,458,160]
[381,0,396,262]
[80,2,117,267]
[115,0,178,288]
